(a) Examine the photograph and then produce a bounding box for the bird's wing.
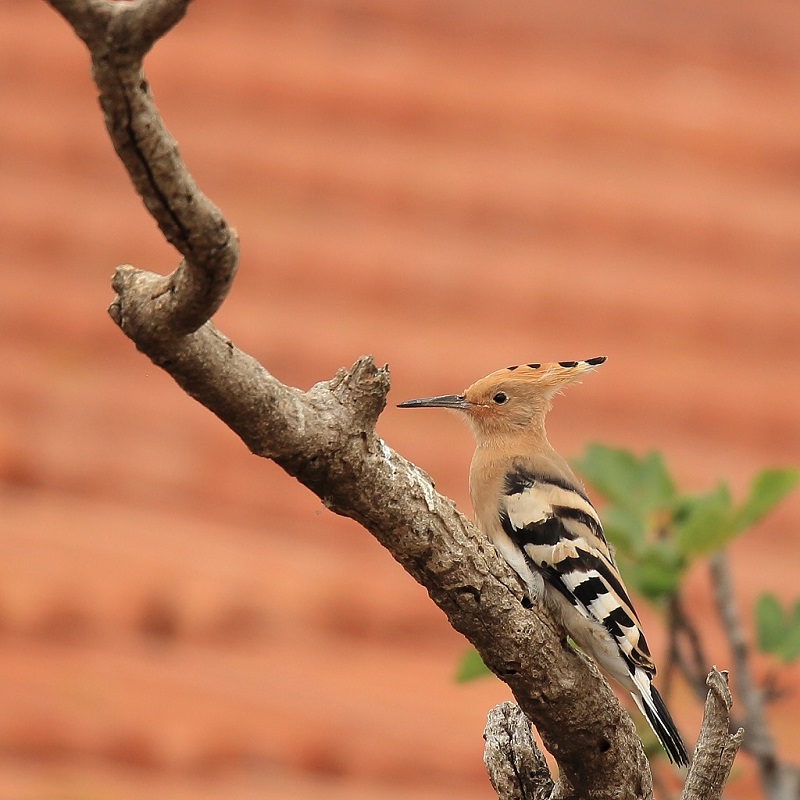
[499,466,655,675]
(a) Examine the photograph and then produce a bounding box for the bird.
[397,357,689,766]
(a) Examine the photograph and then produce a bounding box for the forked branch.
[485,670,742,800]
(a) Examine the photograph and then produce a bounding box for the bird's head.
[398,357,605,443]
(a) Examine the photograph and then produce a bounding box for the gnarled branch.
[49,0,237,338]
[485,669,742,800]
[680,669,743,800]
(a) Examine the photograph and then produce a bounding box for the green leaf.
[629,543,684,600]
[574,444,675,514]
[602,505,647,558]
[754,594,800,664]
[782,601,800,662]
[779,623,800,663]
[455,646,492,683]
[755,593,784,654]
[573,444,640,507]
[637,451,678,511]
[674,483,735,558]
[734,468,800,533]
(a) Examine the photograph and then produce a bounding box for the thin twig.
[709,554,774,757]
[709,552,800,800]
[665,592,712,697]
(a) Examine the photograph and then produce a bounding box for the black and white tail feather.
[497,467,689,766]
[634,680,689,766]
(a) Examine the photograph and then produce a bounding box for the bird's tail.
[630,670,689,767]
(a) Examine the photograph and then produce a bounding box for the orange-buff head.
[397,357,606,443]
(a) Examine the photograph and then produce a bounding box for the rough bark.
[44,2,741,798]
[484,702,554,800]
[486,670,742,800]
[679,669,743,800]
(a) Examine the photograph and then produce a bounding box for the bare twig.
[709,553,800,800]
[679,669,743,800]
[484,702,553,800]
[665,592,712,697]
[666,591,747,725]
[667,569,800,800]
[709,554,773,757]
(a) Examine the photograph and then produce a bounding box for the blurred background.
[2,0,800,798]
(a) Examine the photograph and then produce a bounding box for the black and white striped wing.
[498,468,654,676]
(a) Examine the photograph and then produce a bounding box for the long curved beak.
[397,394,468,410]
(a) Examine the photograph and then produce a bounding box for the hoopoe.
[398,357,689,766]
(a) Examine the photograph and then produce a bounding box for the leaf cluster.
[573,446,799,602]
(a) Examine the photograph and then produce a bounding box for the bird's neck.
[468,423,573,530]
[471,419,553,456]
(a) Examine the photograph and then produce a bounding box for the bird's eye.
[492,392,508,405]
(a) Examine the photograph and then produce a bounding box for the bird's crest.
[397,357,606,438]
[472,357,606,399]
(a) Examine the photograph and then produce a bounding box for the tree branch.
[709,553,800,800]
[709,554,773,758]
[679,669,743,800]
[484,702,554,800]
[44,3,744,798]
[49,0,237,338]
[666,592,712,697]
